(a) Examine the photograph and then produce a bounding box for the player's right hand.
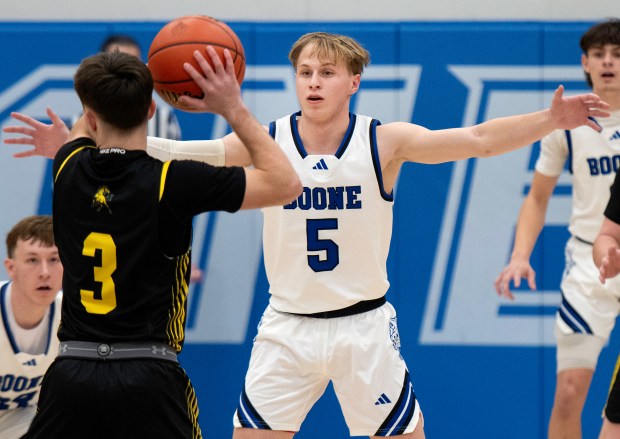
[2,107,69,159]
[494,259,537,301]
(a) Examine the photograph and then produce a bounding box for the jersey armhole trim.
[159,161,171,201]
[54,146,89,182]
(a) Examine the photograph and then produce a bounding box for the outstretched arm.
[382,86,609,165]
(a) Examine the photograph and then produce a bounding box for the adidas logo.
[374,393,392,405]
[610,130,620,141]
[312,158,328,170]
[22,359,37,366]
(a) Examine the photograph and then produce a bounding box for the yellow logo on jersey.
[92,186,113,213]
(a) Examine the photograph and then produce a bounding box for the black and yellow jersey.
[52,137,245,351]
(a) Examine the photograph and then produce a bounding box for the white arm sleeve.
[146,136,225,166]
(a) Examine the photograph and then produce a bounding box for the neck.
[297,110,351,155]
[95,123,148,151]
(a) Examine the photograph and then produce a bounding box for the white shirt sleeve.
[535,129,569,177]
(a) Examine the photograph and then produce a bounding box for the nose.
[40,261,51,278]
[309,71,320,88]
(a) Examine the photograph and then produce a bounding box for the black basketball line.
[182,15,243,54]
[149,43,245,82]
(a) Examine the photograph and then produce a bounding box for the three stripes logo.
[312,158,329,170]
[610,130,620,142]
[22,359,37,366]
[375,393,392,405]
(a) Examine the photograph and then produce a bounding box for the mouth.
[307,94,323,102]
[601,72,616,79]
[37,286,53,293]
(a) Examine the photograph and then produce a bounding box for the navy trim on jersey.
[375,369,417,436]
[0,282,57,354]
[287,111,357,159]
[236,386,272,429]
[0,282,20,353]
[44,298,56,353]
[335,113,357,159]
[369,118,394,202]
[289,112,306,158]
[564,130,573,175]
[269,120,277,139]
[558,292,593,334]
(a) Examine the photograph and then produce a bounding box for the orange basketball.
[147,15,246,111]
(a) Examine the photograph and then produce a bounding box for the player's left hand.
[549,85,610,132]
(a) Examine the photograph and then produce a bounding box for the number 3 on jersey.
[80,232,117,314]
[306,218,339,272]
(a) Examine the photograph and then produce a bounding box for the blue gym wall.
[0,20,618,438]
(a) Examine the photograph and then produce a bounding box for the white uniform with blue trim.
[0,281,61,439]
[536,111,620,369]
[234,113,420,436]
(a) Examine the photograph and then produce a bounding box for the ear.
[350,74,361,96]
[84,109,98,133]
[581,53,589,72]
[4,258,15,279]
[148,98,157,121]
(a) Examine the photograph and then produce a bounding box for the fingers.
[8,111,41,128]
[46,107,65,128]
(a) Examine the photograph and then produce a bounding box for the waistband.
[58,341,178,362]
[288,296,387,319]
[573,235,593,246]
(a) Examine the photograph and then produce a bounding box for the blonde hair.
[288,32,370,75]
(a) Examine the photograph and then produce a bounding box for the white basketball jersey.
[536,110,620,243]
[262,113,393,314]
[0,281,61,438]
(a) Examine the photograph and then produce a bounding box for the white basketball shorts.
[233,301,421,436]
[556,236,620,371]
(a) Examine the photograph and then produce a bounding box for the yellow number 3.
[80,232,117,314]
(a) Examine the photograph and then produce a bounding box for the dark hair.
[580,18,620,87]
[6,215,55,258]
[100,34,141,55]
[74,51,153,130]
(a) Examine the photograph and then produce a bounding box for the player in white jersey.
[0,216,62,439]
[494,18,620,439]
[2,33,609,439]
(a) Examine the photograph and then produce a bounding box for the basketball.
[147,15,246,111]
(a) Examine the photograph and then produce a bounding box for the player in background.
[494,18,620,439]
[0,215,62,439]
[3,33,610,438]
[9,47,300,439]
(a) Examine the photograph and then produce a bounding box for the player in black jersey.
[21,47,300,439]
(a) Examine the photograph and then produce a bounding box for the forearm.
[510,196,548,262]
[473,109,557,158]
[146,136,225,166]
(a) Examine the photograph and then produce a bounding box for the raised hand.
[2,107,69,158]
[178,46,244,118]
[549,85,610,132]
